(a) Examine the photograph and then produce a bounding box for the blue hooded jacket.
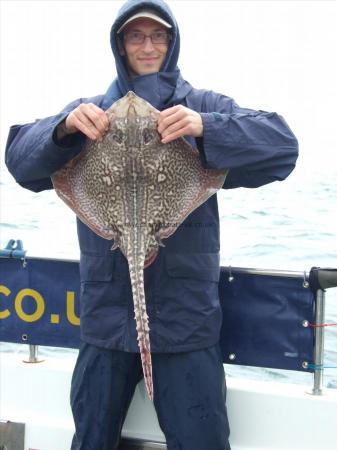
[5,0,298,353]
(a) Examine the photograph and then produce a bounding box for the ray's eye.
[112,129,124,144]
[143,128,155,145]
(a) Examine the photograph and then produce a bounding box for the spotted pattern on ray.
[52,92,228,400]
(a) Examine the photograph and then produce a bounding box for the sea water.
[0,160,336,389]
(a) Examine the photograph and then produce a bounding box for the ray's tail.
[127,239,153,400]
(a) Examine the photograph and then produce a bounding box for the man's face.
[121,18,169,76]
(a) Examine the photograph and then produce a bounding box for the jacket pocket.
[80,253,115,282]
[165,252,220,282]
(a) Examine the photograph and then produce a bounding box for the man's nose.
[142,36,155,51]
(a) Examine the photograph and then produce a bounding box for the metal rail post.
[312,288,325,395]
[23,344,44,363]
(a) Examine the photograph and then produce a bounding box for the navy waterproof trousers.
[70,343,231,450]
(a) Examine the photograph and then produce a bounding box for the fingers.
[161,125,191,144]
[69,109,100,141]
[157,106,185,134]
[158,109,185,144]
[65,103,110,141]
[158,111,190,143]
[158,105,203,144]
[88,103,110,133]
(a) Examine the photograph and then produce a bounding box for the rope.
[307,364,337,370]
[308,322,337,328]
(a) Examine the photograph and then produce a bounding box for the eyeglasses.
[123,31,171,45]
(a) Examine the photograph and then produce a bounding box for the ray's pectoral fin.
[111,239,119,251]
[102,227,121,251]
[155,231,165,248]
[152,222,165,249]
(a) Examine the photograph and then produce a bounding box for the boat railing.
[1,239,337,395]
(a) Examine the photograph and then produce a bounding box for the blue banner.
[0,256,315,372]
[0,257,81,348]
[219,268,315,372]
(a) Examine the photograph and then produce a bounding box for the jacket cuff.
[36,113,86,175]
[52,113,86,150]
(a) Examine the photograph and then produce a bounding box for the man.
[5,0,298,449]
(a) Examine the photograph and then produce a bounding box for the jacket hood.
[103,0,192,110]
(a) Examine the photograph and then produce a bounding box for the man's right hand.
[57,103,110,141]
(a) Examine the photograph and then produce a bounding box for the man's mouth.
[138,57,159,63]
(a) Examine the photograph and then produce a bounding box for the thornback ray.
[51,91,228,400]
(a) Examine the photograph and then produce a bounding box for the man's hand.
[157,105,203,144]
[57,103,110,141]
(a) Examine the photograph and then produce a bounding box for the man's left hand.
[157,105,203,144]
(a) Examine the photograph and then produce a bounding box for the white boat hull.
[1,352,337,450]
